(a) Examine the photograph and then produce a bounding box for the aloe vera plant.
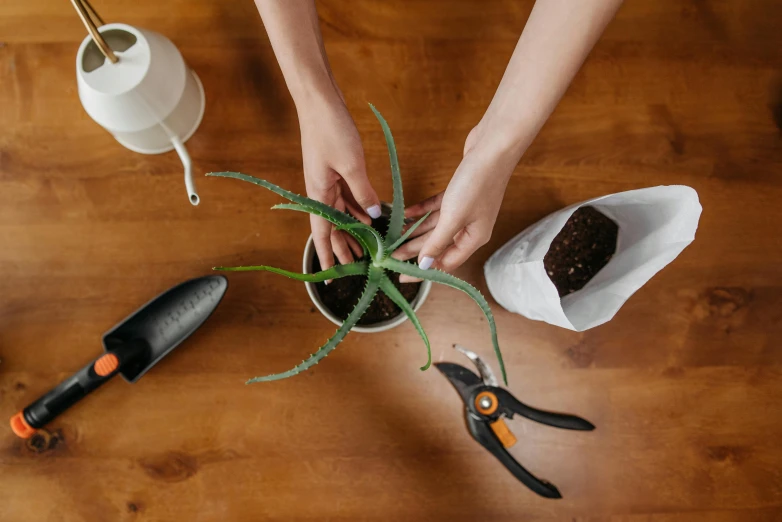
[208,105,507,384]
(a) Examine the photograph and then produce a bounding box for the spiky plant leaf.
[380,257,507,384]
[247,266,383,383]
[336,223,385,259]
[271,203,377,254]
[270,203,348,227]
[378,275,431,370]
[386,211,432,253]
[208,172,357,226]
[369,104,404,245]
[214,260,368,282]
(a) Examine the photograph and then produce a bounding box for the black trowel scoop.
[10,275,228,438]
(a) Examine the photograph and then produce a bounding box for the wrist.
[289,71,344,114]
[480,110,539,161]
[463,136,521,186]
[466,119,532,181]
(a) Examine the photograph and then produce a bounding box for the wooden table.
[2,1,781,520]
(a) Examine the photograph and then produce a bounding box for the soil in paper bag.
[543,206,618,298]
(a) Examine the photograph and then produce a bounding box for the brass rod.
[80,0,105,27]
[70,0,117,64]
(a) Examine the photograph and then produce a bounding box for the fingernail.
[325,279,332,285]
[419,256,434,270]
[366,205,381,219]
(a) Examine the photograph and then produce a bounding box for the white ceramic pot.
[302,235,432,333]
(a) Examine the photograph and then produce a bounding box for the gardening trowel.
[10,275,228,439]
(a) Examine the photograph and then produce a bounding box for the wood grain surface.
[2,1,781,520]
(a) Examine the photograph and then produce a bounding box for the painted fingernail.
[366,205,382,219]
[419,256,434,270]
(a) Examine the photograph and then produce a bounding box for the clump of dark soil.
[543,206,618,297]
[313,216,421,325]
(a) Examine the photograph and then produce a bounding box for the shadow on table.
[314,356,497,517]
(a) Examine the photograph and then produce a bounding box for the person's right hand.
[298,95,381,273]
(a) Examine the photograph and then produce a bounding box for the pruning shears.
[434,345,595,499]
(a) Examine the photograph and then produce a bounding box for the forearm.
[255,0,340,109]
[480,0,624,164]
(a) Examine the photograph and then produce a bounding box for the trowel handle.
[10,342,143,438]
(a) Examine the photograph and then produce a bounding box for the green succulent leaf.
[207,172,357,226]
[247,266,383,383]
[380,257,507,384]
[270,203,347,228]
[207,172,378,251]
[378,275,431,371]
[271,203,377,254]
[336,223,386,260]
[213,260,369,282]
[369,104,404,246]
[386,211,432,253]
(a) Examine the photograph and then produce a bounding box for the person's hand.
[299,96,381,272]
[392,124,518,281]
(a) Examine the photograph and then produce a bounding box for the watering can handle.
[70,0,118,64]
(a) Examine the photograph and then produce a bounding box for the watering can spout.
[171,134,199,206]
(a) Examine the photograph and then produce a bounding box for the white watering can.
[72,0,205,205]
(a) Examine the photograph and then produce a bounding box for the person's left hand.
[392,126,519,281]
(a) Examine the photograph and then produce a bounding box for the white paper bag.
[484,186,702,331]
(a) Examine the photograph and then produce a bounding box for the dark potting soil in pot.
[543,206,618,298]
[312,216,422,325]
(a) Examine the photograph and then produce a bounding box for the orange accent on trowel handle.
[94,353,119,377]
[10,411,36,439]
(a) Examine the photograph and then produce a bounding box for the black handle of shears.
[465,412,562,499]
[494,389,595,431]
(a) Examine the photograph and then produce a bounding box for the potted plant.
[302,203,432,334]
[209,105,508,384]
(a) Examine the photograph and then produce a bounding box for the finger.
[330,197,356,265]
[404,210,439,239]
[339,180,371,224]
[391,232,428,261]
[344,196,372,225]
[437,226,490,274]
[311,214,335,273]
[331,228,355,266]
[345,233,364,258]
[405,192,444,218]
[340,162,382,219]
[305,172,340,274]
[418,217,464,270]
[399,275,423,284]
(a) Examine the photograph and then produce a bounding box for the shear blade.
[454,344,499,387]
[434,362,482,405]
